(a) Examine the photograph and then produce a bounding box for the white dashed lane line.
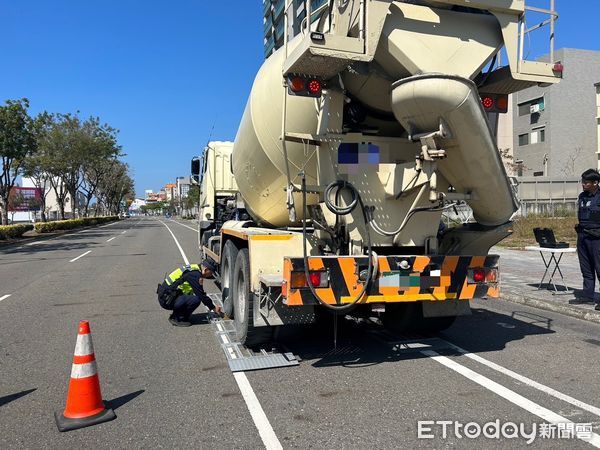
[106,237,116,242]
[0,294,11,302]
[69,250,92,263]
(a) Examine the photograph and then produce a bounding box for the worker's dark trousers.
[173,295,201,320]
[577,233,600,300]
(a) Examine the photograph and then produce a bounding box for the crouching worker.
[156,259,223,327]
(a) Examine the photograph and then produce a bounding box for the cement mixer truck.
[192,0,562,346]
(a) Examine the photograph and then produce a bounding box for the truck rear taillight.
[290,270,329,289]
[289,76,305,93]
[468,268,498,284]
[480,94,508,113]
[553,62,564,73]
[481,96,494,109]
[307,79,322,95]
[286,74,323,98]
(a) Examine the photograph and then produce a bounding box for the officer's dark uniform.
[165,262,217,326]
[576,169,600,305]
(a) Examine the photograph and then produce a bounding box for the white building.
[10,176,84,222]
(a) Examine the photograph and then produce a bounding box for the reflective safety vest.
[165,264,201,295]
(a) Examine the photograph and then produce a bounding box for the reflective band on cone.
[55,320,116,432]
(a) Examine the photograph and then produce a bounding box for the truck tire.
[221,240,238,318]
[232,248,273,348]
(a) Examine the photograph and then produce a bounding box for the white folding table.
[525,246,576,294]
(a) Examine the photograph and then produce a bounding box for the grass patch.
[499,215,578,248]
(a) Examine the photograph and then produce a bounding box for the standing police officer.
[576,169,600,310]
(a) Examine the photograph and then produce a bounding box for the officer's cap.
[581,169,600,182]
[202,258,218,272]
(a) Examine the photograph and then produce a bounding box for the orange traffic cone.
[55,321,116,432]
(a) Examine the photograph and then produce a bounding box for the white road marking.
[233,372,283,450]
[443,340,600,418]
[422,350,600,448]
[162,219,282,449]
[69,250,92,262]
[99,221,120,228]
[0,294,11,302]
[170,220,198,233]
[106,237,116,242]
[121,230,126,234]
[159,221,190,265]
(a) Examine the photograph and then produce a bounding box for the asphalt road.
[1,217,599,449]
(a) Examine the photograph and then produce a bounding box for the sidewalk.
[494,246,600,324]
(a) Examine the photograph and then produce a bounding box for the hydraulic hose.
[325,180,358,215]
[369,185,456,238]
[301,175,374,312]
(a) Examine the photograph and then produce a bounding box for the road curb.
[501,289,600,325]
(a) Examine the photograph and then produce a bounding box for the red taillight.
[481,96,494,110]
[290,270,328,288]
[495,95,508,111]
[309,272,321,287]
[480,94,508,113]
[287,75,323,97]
[307,79,322,95]
[473,269,486,283]
[468,267,498,284]
[289,76,305,92]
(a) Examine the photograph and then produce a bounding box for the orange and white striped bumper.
[282,255,499,306]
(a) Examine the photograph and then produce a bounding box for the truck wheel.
[232,248,273,347]
[221,240,238,318]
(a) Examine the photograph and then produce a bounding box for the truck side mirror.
[191,157,200,185]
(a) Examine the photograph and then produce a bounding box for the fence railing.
[442,177,580,224]
[515,176,579,217]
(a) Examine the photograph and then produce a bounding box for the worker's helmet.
[581,169,600,182]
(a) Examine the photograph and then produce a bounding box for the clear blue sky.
[1,1,599,196]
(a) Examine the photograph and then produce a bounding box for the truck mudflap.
[282,255,499,306]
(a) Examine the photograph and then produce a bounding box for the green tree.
[80,121,122,217]
[96,161,134,215]
[185,184,200,214]
[0,99,37,225]
[39,114,121,219]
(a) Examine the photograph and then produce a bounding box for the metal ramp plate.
[208,293,299,372]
